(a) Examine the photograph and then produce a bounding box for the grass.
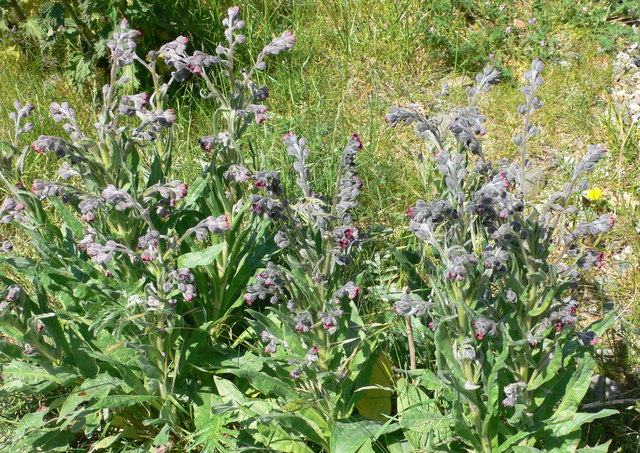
[1,0,640,450]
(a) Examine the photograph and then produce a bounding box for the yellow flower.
[585,187,603,201]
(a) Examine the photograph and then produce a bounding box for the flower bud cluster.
[119,93,150,117]
[0,197,26,224]
[31,180,63,199]
[577,250,605,269]
[31,135,68,156]
[253,171,282,195]
[260,30,296,56]
[107,19,142,67]
[50,102,85,142]
[0,240,13,253]
[144,181,189,207]
[574,144,606,176]
[481,246,509,273]
[565,214,613,243]
[336,135,364,223]
[288,345,319,379]
[244,262,286,305]
[134,109,177,142]
[447,251,479,281]
[468,176,523,222]
[249,195,285,219]
[1,284,23,314]
[239,104,268,125]
[333,281,361,303]
[283,133,311,197]
[394,293,434,317]
[137,230,164,262]
[159,36,221,82]
[318,309,344,334]
[449,109,486,156]
[502,382,526,407]
[9,101,34,143]
[190,215,230,240]
[260,330,288,354]
[332,225,360,249]
[408,199,458,225]
[102,185,140,212]
[472,318,497,340]
[199,132,231,153]
[85,240,134,265]
[166,269,197,302]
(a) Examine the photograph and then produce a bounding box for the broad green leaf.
[89,433,123,451]
[268,412,327,449]
[528,288,556,316]
[554,353,595,415]
[256,430,315,453]
[13,410,48,440]
[191,393,235,452]
[50,197,83,237]
[67,327,99,378]
[153,424,171,447]
[414,369,443,391]
[147,150,164,187]
[92,394,159,409]
[330,418,391,453]
[219,367,296,399]
[576,441,611,452]
[214,376,246,404]
[59,374,122,419]
[529,344,563,390]
[547,410,617,437]
[495,425,542,453]
[184,177,208,207]
[356,353,393,422]
[543,430,581,452]
[2,361,77,391]
[589,310,617,337]
[178,243,225,269]
[387,441,413,453]
[391,246,426,290]
[483,326,510,445]
[0,340,23,359]
[12,428,74,452]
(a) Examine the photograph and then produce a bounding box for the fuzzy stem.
[405,316,417,373]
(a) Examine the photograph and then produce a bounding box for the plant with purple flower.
[235,132,382,451]
[389,60,616,452]
[0,7,295,449]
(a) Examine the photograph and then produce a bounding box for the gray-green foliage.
[237,133,386,451]
[0,5,622,452]
[0,8,293,451]
[389,60,616,452]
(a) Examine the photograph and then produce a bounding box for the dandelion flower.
[585,187,603,201]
